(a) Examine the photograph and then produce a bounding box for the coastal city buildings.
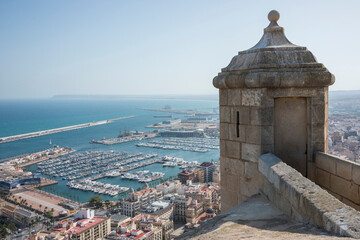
[0,202,40,226]
[32,209,111,240]
[0,165,41,191]
[199,162,215,183]
[121,186,162,217]
[328,113,360,162]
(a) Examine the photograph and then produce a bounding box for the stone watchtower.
[214,10,335,211]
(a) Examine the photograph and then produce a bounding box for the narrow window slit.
[236,111,240,138]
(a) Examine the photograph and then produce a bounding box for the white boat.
[136,170,149,175]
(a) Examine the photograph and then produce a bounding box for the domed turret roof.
[213,10,334,89]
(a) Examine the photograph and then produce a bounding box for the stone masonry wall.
[259,153,360,238]
[315,152,360,210]
[219,88,274,211]
[219,87,329,211]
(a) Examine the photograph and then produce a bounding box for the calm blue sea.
[0,98,219,202]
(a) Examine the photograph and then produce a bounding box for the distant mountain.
[52,94,218,101]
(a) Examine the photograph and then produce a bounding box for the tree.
[45,211,53,218]
[0,227,9,239]
[88,195,103,208]
[104,200,111,209]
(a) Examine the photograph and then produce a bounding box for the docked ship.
[153,115,172,118]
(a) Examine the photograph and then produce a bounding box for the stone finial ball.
[268,10,280,22]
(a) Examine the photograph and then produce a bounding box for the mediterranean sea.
[0,97,219,202]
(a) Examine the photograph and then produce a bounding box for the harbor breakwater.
[0,115,136,144]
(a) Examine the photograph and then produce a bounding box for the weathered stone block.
[220,106,230,123]
[239,177,262,198]
[261,177,275,203]
[312,104,325,124]
[244,162,259,180]
[222,170,240,193]
[220,123,229,140]
[341,198,360,211]
[278,195,292,216]
[228,124,245,142]
[268,87,318,98]
[313,141,326,153]
[336,159,352,181]
[315,168,330,189]
[291,206,305,222]
[315,152,336,174]
[221,156,244,176]
[258,153,282,179]
[221,188,238,212]
[250,107,274,126]
[227,89,241,106]
[224,140,241,159]
[245,125,273,145]
[219,89,228,106]
[352,163,360,185]
[312,125,325,143]
[330,174,359,204]
[241,143,261,162]
[242,88,272,107]
[220,140,226,157]
[312,94,326,105]
[230,107,249,124]
[268,168,281,190]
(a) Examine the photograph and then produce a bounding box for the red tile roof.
[51,217,107,235]
[115,230,151,239]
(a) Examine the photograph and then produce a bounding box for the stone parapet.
[259,153,360,238]
[315,152,360,209]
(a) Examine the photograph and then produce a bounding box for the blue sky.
[0,0,359,99]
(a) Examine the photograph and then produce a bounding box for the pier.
[0,115,136,144]
[90,158,163,181]
[141,108,217,116]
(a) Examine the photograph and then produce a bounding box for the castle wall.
[315,152,360,210]
[220,88,273,211]
[259,153,360,238]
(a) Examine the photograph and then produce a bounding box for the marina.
[136,137,219,152]
[37,151,157,180]
[33,150,202,198]
[149,137,219,149]
[121,171,165,183]
[67,179,129,196]
[1,99,220,203]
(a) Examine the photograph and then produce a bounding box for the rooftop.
[15,208,36,217]
[199,162,214,168]
[51,217,108,235]
[114,230,151,239]
[2,205,17,212]
[132,187,156,197]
